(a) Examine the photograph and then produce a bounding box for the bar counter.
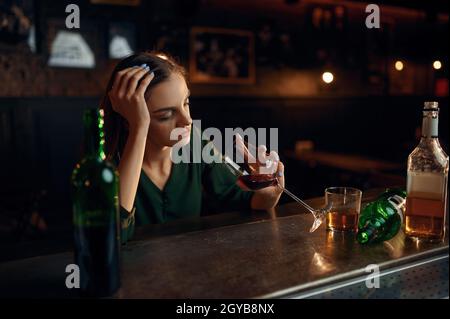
[0,189,448,298]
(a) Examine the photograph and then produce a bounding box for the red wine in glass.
[237,174,277,190]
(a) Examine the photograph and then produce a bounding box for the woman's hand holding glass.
[231,134,327,232]
[234,134,285,197]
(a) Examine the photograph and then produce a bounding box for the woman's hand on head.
[108,65,154,131]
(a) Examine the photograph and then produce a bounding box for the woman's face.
[146,72,192,148]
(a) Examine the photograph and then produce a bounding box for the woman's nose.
[179,108,192,127]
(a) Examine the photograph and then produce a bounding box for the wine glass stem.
[276,184,317,215]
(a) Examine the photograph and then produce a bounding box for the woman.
[101,52,284,243]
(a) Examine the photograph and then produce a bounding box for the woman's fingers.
[136,71,155,96]
[111,66,134,95]
[109,67,134,112]
[276,161,285,188]
[117,66,144,98]
[126,66,150,96]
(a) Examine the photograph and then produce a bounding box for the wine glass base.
[309,218,324,233]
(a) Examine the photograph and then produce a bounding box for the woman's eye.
[158,111,173,120]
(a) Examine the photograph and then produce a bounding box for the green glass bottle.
[71,108,120,297]
[357,188,406,244]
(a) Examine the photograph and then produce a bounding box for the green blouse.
[119,133,254,243]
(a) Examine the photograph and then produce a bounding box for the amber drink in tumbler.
[325,187,362,232]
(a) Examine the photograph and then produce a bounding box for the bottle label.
[407,172,446,199]
[387,195,405,224]
[422,116,438,137]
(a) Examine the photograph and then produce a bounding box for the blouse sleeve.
[111,153,136,244]
[120,205,136,244]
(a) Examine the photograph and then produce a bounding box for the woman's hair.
[100,51,187,161]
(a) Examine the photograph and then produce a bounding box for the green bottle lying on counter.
[357,188,406,244]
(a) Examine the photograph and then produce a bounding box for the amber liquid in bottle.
[405,175,447,241]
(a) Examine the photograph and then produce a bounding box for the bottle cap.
[357,231,370,244]
[423,101,439,111]
[357,227,376,244]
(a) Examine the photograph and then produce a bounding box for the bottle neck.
[358,194,405,244]
[421,110,439,139]
[83,109,105,160]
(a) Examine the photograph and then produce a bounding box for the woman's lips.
[177,129,190,140]
[181,129,190,137]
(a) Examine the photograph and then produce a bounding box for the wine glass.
[223,134,328,232]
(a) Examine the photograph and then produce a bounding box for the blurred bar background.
[0,0,448,254]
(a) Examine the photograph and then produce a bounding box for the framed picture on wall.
[108,21,136,59]
[46,19,99,68]
[189,27,255,84]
